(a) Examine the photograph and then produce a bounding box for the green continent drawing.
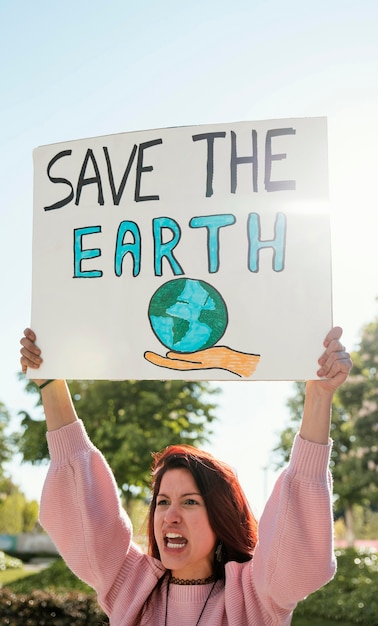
[148,278,228,353]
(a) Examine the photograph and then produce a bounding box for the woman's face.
[154,468,217,579]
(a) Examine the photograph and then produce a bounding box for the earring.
[215,542,223,563]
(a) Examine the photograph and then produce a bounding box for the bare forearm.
[40,380,78,431]
[299,381,333,444]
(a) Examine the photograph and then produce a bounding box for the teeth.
[165,532,187,549]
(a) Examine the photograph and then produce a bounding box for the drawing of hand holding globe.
[144,345,260,378]
[144,278,260,378]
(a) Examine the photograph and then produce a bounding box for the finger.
[20,337,41,359]
[323,326,342,347]
[20,355,42,373]
[318,336,346,367]
[23,328,36,342]
[323,326,343,347]
[319,344,347,370]
[20,343,42,367]
[318,351,352,379]
[20,329,41,356]
[166,351,202,362]
[144,351,185,368]
[326,359,352,383]
[144,351,203,370]
[20,357,28,375]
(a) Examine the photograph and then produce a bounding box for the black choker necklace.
[169,574,216,585]
[164,575,217,626]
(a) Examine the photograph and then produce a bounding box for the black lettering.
[264,128,296,192]
[103,145,138,205]
[230,130,258,193]
[44,150,74,211]
[134,139,162,202]
[76,149,104,206]
[192,132,227,197]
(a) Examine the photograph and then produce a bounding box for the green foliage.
[273,314,378,532]
[14,412,48,463]
[0,401,12,473]
[0,588,107,625]
[7,558,92,594]
[2,550,377,625]
[293,618,356,626]
[0,393,40,533]
[0,551,22,571]
[23,499,40,532]
[17,378,219,501]
[0,558,108,624]
[0,478,39,533]
[294,548,378,625]
[353,508,378,540]
[337,321,378,510]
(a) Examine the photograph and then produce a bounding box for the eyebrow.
[157,491,202,498]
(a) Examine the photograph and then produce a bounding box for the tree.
[16,378,220,504]
[0,401,12,472]
[273,314,378,544]
[0,400,39,533]
[0,476,39,533]
[335,319,378,540]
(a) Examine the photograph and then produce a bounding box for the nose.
[164,503,181,524]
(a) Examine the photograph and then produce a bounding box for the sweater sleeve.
[39,420,139,599]
[252,433,336,615]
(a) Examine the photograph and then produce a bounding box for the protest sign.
[31,117,331,380]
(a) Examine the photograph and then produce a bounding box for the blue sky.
[1,0,378,514]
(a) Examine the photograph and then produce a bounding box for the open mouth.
[165,532,188,549]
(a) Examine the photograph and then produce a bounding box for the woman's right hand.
[20,328,47,386]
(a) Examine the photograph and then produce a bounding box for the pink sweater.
[39,420,336,625]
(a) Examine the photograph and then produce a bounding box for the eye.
[184,498,199,506]
[156,498,169,506]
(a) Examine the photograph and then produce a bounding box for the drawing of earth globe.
[148,278,228,353]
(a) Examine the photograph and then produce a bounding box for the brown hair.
[147,444,258,579]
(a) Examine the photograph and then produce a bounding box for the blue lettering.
[190,214,236,273]
[153,217,184,276]
[115,221,141,277]
[73,226,103,277]
[247,212,286,272]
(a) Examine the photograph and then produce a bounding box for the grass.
[0,566,38,586]
[4,558,92,594]
[293,617,356,626]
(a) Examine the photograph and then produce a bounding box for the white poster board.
[31,117,331,381]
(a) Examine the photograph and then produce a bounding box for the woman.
[20,326,352,625]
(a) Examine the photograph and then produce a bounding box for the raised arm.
[20,328,147,608]
[20,328,78,431]
[300,326,352,444]
[253,326,352,613]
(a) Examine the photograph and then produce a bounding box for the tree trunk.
[344,504,355,547]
